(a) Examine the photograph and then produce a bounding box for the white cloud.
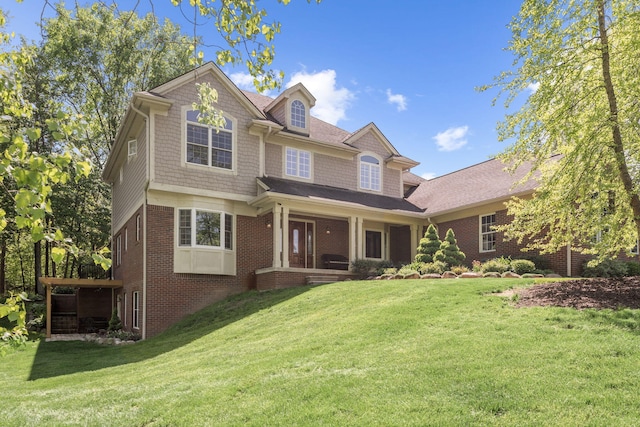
[527,82,540,93]
[386,89,407,111]
[433,126,469,152]
[421,172,436,180]
[286,69,354,125]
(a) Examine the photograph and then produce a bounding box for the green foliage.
[480,258,510,274]
[418,261,447,275]
[450,265,469,275]
[482,0,640,258]
[433,229,466,267]
[582,259,628,278]
[510,259,536,275]
[108,308,122,332]
[625,261,640,276]
[415,224,441,263]
[0,292,28,355]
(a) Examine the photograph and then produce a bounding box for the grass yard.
[1,278,639,426]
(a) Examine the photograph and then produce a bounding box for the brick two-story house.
[102,62,609,338]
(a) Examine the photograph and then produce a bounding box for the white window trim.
[132,291,140,330]
[177,208,234,250]
[127,139,137,161]
[479,213,497,253]
[124,228,128,252]
[182,106,237,174]
[116,234,122,266]
[284,146,313,180]
[123,293,128,327]
[358,153,382,193]
[136,214,141,243]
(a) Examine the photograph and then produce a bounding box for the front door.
[289,221,314,268]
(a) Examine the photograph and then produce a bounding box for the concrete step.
[306,276,339,285]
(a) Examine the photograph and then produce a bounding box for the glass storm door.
[289,221,314,268]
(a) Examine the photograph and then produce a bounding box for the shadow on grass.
[28,286,312,380]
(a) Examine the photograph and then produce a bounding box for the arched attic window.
[291,99,306,129]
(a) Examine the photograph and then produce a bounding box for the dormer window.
[291,100,306,129]
[360,154,381,192]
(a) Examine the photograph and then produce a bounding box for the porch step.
[306,276,339,285]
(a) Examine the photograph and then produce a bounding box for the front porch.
[255,266,355,290]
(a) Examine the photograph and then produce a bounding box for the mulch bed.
[515,277,640,310]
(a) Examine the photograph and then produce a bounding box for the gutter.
[130,102,150,340]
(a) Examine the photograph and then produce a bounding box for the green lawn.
[2,278,639,426]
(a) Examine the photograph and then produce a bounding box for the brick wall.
[143,204,273,337]
[436,209,573,275]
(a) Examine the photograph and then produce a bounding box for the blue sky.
[4,0,525,179]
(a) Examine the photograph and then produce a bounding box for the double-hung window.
[360,155,381,191]
[480,214,496,252]
[179,208,233,250]
[186,110,233,170]
[285,147,311,179]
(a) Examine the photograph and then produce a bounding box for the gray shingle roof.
[407,157,544,215]
[259,176,425,213]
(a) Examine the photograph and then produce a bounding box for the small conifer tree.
[415,224,442,263]
[108,307,122,331]
[434,228,466,267]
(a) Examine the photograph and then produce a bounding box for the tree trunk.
[34,241,43,296]
[596,1,640,241]
[0,235,5,295]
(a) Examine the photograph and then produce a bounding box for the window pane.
[224,214,233,250]
[366,230,382,258]
[187,124,208,146]
[370,165,380,191]
[360,163,370,189]
[179,210,191,246]
[291,100,305,128]
[212,149,232,169]
[187,143,208,165]
[211,130,232,150]
[286,148,298,176]
[299,151,310,178]
[196,211,220,246]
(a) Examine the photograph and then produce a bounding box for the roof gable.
[344,123,400,156]
[150,62,266,119]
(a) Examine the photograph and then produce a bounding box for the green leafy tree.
[434,229,466,268]
[415,224,442,263]
[0,292,28,355]
[482,0,640,258]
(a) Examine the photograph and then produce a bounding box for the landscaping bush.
[510,259,536,275]
[626,261,640,276]
[415,224,441,263]
[582,258,628,278]
[351,259,395,278]
[433,229,465,268]
[108,308,122,332]
[450,265,469,275]
[420,261,447,274]
[480,258,510,274]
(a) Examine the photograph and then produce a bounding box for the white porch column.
[410,224,419,260]
[272,208,282,267]
[349,216,357,266]
[282,206,290,268]
[356,216,364,259]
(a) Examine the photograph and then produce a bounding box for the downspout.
[566,244,572,277]
[130,102,150,340]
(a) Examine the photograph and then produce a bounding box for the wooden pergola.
[39,277,123,338]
